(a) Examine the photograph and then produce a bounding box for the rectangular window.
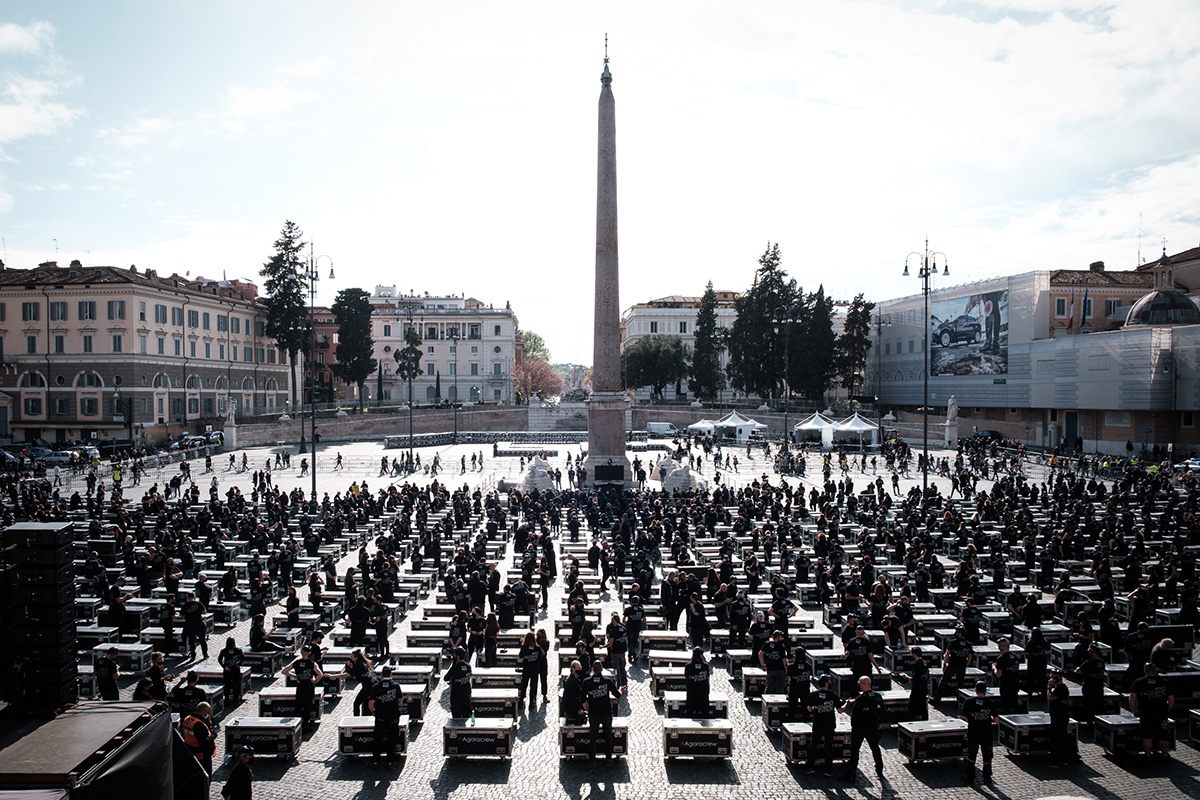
[50,301,67,321]
[188,309,199,328]
[108,300,126,321]
[469,324,480,339]
[1082,297,1092,319]
[155,304,167,324]
[189,340,196,357]
[202,312,210,330]
[204,398,214,415]
[649,322,658,333]
[427,325,437,340]
[54,397,69,416]
[493,389,501,401]
[173,339,181,356]
[449,363,457,376]
[494,325,501,336]
[908,337,915,353]
[204,342,211,359]
[54,334,65,354]
[1055,298,1067,317]
[679,321,688,334]
[140,398,149,415]
[139,301,146,321]
[231,317,240,335]
[188,397,199,414]
[82,334,93,354]
[1182,411,1194,428]
[493,362,502,376]
[110,397,123,416]
[256,347,264,363]
[157,336,165,355]
[219,343,226,360]
[232,346,238,361]
[23,397,42,415]
[255,320,265,337]
[22,301,40,322]
[383,324,392,337]
[139,335,147,354]
[1105,299,1120,317]
[156,397,164,415]
[217,315,228,332]
[244,346,252,362]
[267,350,276,364]
[884,342,891,356]
[78,300,97,321]
[172,398,184,416]
[1104,410,1130,426]
[0,302,5,321]
[426,362,435,376]
[171,307,183,326]
[111,334,123,353]
[470,363,478,376]
[80,397,98,416]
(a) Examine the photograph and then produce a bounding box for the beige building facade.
[0,260,290,445]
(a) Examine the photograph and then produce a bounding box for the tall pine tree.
[331,288,377,412]
[834,293,876,396]
[259,221,309,407]
[792,285,837,405]
[726,243,799,400]
[689,282,727,402]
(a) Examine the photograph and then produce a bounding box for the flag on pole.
[1080,288,1089,331]
[1066,290,1075,332]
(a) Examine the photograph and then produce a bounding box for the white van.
[646,422,681,438]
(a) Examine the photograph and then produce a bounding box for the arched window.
[186,375,201,390]
[19,372,47,388]
[266,379,278,391]
[75,371,103,388]
[152,373,170,389]
[215,376,229,391]
[242,377,255,391]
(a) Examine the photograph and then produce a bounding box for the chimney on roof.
[130,264,137,274]
[39,261,58,269]
[69,259,82,269]
[1089,261,1105,272]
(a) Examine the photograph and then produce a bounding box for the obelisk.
[584,48,631,488]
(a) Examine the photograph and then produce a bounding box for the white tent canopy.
[833,412,880,447]
[687,419,717,434]
[794,412,836,449]
[712,410,765,441]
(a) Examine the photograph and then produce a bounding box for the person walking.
[220,746,254,800]
[960,681,998,784]
[840,676,884,784]
[367,666,402,768]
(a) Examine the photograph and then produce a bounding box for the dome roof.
[1125,290,1200,327]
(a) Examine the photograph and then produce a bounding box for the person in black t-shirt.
[685,648,711,716]
[960,681,997,783]
[96,647,121,700]
[1046,672,1073,767]
[787,645,811,716]
[1129,662,1174,759]
[938,627,973,699]
[760,630,790,695]
[368,666,402,767]
[806,675,841,775]
[562,660,586,724]
[1074,643,1106,724]
[218,637,245,703]
[992,638,1021,714]
[581,661,625,767]
[899,646,929,721]
[843,627,878,680]
[445,646,473,718]
[180,591,208,660]
[282,645,323,732]
[840,676,884,783]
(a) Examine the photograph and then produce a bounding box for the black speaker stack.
[2,521,79,716]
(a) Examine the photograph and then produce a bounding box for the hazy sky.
[1,1,1198,363]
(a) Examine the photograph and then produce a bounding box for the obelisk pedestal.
[583,53,631,489]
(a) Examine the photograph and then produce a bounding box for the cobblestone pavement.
[97,437,1200,800]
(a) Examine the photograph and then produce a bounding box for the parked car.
[206,431,224,445]
[26,447,55,462]
[41,451,76,466]
[934,314,982,347]
[171,435,208,451]
[1174,458,1200,473]
[959,430,1004,445]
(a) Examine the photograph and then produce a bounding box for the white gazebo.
[833,412,880,450]
[712,410,765,442]
[794,412,836,450]
[686,419,717,435]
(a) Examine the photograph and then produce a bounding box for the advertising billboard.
[930,290,1008,376]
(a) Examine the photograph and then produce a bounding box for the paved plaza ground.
[96,436,1200,800]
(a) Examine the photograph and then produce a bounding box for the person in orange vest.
[182,701,217,776]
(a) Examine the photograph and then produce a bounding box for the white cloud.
[0,21,54,54]
[223,83,315,120]
[72,155,93,167]
[96,118,172,148]
[275,55,333,77]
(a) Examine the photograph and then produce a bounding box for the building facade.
[871,258,1199,455]
[0,261,290,444]
[368,288,521,406]
[620,291,739,403]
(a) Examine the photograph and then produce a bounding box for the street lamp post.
[772,305,799,449]
[904,239,948,495]
[290,320,309,453]
[449,328,460,444]
[302,248,334,506]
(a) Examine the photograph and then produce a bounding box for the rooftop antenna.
[1137,213,1143,265]
[53,238,58,259]
[605,33,608,64]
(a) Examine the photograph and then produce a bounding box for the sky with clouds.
[1,0,1198,364]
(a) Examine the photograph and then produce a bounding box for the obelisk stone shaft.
[585,58,631,487]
